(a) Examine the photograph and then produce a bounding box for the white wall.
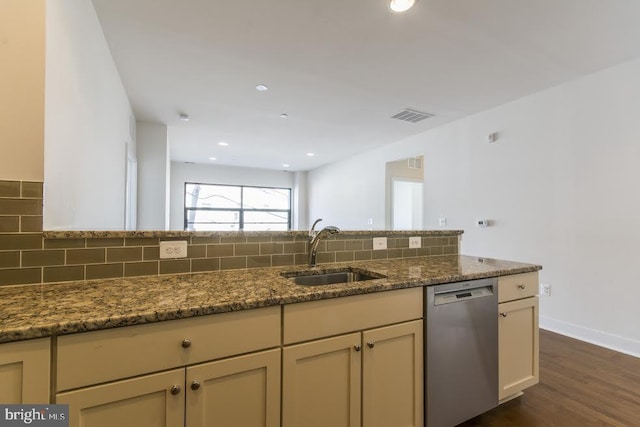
[0,0,45,181]
[137,122,169,230]
[308,58,640,356]
[169,162,296,230]
[44,0,134,230]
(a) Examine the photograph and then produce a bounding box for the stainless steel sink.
[281,268,385,286]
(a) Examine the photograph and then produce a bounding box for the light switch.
[373,237,387,250]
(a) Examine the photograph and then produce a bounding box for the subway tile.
[0,181,21,198]
[0,216,19,232]
[335,251,355,262]
[67,248,105,265]
[43,266,83,283]
[192,236,220,245]
[159,260,190,275]
[125,261,158,277]
[160,237,191,243]
[344,240,363,251]
[316,252,335,264]
[207,244,233,257]
[22,250,65,267]
[246,235,272,243]
[44,238,84,249]
[386,239,397,249]
[327,241,345,252]
[187,245,206,258]
[423,237,437,247]
[388,248,403,259]
[0,234,43,250]
[283,241,306,254]
[235,243,260,256]
[0,268,41,286]
[220,236,246,243]
[449,237,459,245]
[191,258,220,272]
[144,246,160,260]
[21,182,43,198]
[430,246,444,255]
[125,237,159,246]
[416,248,431,257]
[294,254,308,265]
[0,199,42,215]
[371,250,388,260]
[362,240,373,250]
[443,246,457,255]
[220,257,247,270]
[87,238,124,247]
[354,250,372,261]
[86,263,123,280]
[260,242,283,255]
[0,251,20,268]
[272,254,294,267]
[395,238,410,248]
[402,248,418,258]
[247,255,271,268]
[20,216,42,232]
[107,247,142,263]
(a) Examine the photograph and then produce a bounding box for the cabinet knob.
[367,342,375,349]
[517,284,526,290]
[500,312,508,318]
[354,345,361,352]
[191,380,201,391]
[181,339,192,348]
[170,385,181,395]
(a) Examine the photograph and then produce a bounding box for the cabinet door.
[283,333,361,427]
[186,348,280,427]
[56,369,185,427]
[499,296,539,400]
[0,338,50,404]
[362,320,423,427]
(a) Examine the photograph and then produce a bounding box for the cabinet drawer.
[283,287,422,344]
[57,306,280,391]
[498,272,538,303]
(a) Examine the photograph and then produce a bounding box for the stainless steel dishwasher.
[426,277,498,427]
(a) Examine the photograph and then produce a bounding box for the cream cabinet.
[0,338,50,404]
[282,288,423,427]
[498,272,540,401]
[55,307,281,427]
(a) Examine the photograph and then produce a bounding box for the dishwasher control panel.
[433,286,494,305]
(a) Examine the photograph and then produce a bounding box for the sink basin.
[282,268,386,286]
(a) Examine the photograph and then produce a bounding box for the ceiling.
[92,0,640,172]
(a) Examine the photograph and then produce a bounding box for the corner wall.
[308,58,640,356]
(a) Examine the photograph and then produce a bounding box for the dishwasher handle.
[431,278,497,306]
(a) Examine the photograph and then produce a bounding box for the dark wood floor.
[459,330,640,426]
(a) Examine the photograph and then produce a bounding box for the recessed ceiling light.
[208,157,217,161]
[179,113,190,122]
[280,113,288,119]
[306,152,315,157]
[283,163,290,168]
[389,0,415,13]
[218,141,229,146]
[255,84,269,92]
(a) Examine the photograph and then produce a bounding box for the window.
[184,183,291,231]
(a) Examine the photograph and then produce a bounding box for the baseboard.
[540,316,640,358]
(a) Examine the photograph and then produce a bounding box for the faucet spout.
[308,225,340,267]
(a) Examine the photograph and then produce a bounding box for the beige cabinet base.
[0,338,50,404]
[186,348,281,427]
[57,369,185,427]
[499,296,539,400]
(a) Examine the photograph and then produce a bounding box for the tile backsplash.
[0,180,461,287]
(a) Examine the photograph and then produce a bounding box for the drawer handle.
[170,385,181,395]
[367,342,375,349]
[517,284,526,290]
[354,345,361,352]
[500,313,508,318]
[181,339,192,349]
[191,380,201,391]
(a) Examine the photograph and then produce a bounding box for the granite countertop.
[0,255,541,343]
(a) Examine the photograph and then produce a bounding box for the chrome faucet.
[308,219,340,267]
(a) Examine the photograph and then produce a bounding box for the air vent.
[391,109,434,123]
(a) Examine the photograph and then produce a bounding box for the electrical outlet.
[373,237,387,250]
[409,236,421,248]
[540,283,551,296]
[159,241,188,259]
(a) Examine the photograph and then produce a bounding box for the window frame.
[184,182,292,231]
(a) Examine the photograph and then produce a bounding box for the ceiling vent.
[391,109,434,123]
